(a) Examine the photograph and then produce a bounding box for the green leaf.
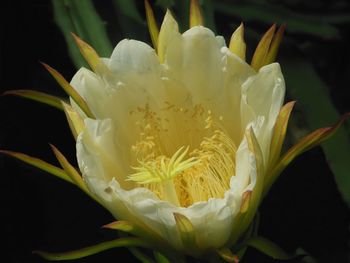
[201,0,216,33]
[0,150,72,183]
[34,238,151,261]
[52,0,113,69]
[154,251,171,263]
[113,0,143,24]
[246,236,291,260]
[4,89,65,110]
[112,0,147,40]
[129,248,156,263]
[156,0,175,9]
[173,0,190,32]
[282,58,350,207]
[213,2,340,39]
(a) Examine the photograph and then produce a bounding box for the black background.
[1,1,349,262]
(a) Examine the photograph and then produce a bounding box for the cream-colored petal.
[163,26,225,105]
[77,118,133,190]
[77,118,244,251]
[69,67,102,118]
[70,67,161,153]
[240,63,285,160]
[220,47,256,143]
[230,129,263,244]
[108,39,161,86]
[231,117,262,193]
[103,181,243,252]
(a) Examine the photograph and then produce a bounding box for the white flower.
[69,11,285,255]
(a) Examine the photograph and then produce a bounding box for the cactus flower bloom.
[69,10,284,256]
[3,2,348,262]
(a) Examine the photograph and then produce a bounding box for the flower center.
[127,102,236,207]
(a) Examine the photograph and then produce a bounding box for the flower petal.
[158,10,180,63]
[108,39,160,80]
[77,118,243,252]
[221,47,255,143]
[77,118,132,191]
[108,184,242,252]
[70,67,150,149]
[164,26,224,102]
[229,128,264,244]
[240,63,285,161]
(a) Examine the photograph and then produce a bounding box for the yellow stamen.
[129,147,199,184]
[128,103,236,207]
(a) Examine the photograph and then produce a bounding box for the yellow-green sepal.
[49,144,101,205]
[61,101,85,140]
[42,63,95,118]
[265,113,350,195]
[173,212,197,254]
[145,0,159,51]
[228,128,265,247]
[268,101,295,169]
[229,23,246,61]
[265,24,286,65]
[0,150,72,183]
[71,33,101,72]
[103,220,135,233]
[33,237,151,261]
[251,24,276,71]
[239,190,252,213]
[103,220,170,253]
[158,10,179,63]
[215,247,239,263]
[4,89,65,110]
[242,128,265,218]
[189,0,204,28]
[251,24,286,71]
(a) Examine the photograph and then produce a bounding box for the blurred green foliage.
[52,0,350,207]
[52,0,113,67]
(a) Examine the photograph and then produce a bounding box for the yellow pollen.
[128,103,236,207]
